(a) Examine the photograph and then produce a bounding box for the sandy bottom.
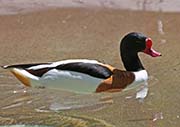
[0,6,180,127]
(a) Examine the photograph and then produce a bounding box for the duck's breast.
[124,70,148,90]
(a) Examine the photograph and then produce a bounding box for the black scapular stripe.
[55,62,113,79]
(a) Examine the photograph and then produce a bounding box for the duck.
[2,32,161,94]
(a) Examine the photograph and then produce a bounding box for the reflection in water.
[0,125,51,127]
[2,103,23,110]
[0,86,114,126]
[49,95,113,111]
[0,72,115,126]
[0,84,112,111]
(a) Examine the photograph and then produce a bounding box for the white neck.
[133,70,148,83]
[125,70,148,90]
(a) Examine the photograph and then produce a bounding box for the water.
[0,72,114,126]
[0,1,180,127]
[0,125,51,127]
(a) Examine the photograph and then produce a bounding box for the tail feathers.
[7,68,39,87]
[2,64,41,87]
[10,69,31,87]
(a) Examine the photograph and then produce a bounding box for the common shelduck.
[2,32,161,94]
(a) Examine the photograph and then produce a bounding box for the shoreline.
[0,0,180,15]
